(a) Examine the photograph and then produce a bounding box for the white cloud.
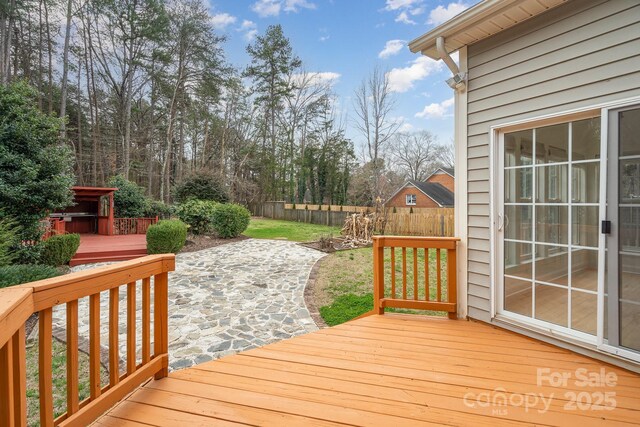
[386,56,444,93]
[210,13,237,31]
[252,0,315,17]
[252,0,281,17]
[399,122,415,132]
[238,20,258,41]
[427,2,468,26]
[415,97,455,119]
[384,0,422,11]
[319,35,330,42]
[284,0,316,12]
[384,0,426,25]
[379,39,405,59]
[395,11,416,25]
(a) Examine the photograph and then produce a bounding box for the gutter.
[436,36,467,92]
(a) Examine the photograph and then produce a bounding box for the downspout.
[436,36,467,91]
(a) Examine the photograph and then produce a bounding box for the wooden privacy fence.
[114,217,158,235]
[0,254,175,427]
[250,201,454,236]
[370,235,460,319]
[383,209,454,237]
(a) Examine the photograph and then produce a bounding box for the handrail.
[371,235,460,319]
[0,254,175,427]
[113,217,158,235]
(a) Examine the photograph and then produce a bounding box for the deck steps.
[70,234,148,266]
[70,251,147,266]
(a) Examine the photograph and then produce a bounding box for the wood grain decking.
[96,315,640,426]
[70,234,148,266]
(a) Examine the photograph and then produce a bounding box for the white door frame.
[489,96,640,357]
[597,101,640,363]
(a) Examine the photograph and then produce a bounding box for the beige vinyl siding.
[465,0,640,322]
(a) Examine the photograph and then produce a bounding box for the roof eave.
[408,0,529,59]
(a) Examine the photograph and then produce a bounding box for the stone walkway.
[50,239,326,371]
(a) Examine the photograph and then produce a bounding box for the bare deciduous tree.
[353,66,398,202]
[390,130,441,181]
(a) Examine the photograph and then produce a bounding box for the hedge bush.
[211,204,250,239]
[0,218,18,267]
[108,175,148,218]
[146,220,188,254]
[173,171,229,204]
[144,199,173,219]
[0,264,61,288]
[175,199,218,235]
[40,233,81,266]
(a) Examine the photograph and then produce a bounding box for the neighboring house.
[386,178,454,208]
[409,0,640,370]
[425,167,455,192]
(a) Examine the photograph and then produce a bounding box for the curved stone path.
[52,239,326,371]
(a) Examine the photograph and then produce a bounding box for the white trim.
[491,108,605,343]
[597,99,640,364]
[454,46,468,319]
[596,111,608,351]
[425,167,455,181]
[489,95,640,133]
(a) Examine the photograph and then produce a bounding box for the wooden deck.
[96,314,640,426]
[70,234,148,266]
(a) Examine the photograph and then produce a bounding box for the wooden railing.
[0,254,175,426]
[113,217,158,235]
[42,218,66,240]
[372,236,460,319]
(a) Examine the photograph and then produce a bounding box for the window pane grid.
[503,117,600,336]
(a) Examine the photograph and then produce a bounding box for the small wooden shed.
[50,186,116,235]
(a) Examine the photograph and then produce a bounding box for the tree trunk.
[43,0,53,114]
[59,0,73,138]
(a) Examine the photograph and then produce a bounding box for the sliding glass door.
[604,105,640,358]
[498,116,601,341]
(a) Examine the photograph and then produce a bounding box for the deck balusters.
[371,236,459,316]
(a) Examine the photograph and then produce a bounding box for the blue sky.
[207,0,474,151]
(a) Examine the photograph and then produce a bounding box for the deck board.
[99,315,640,426]
[71,234,148,266]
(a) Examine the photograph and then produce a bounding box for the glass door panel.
[501,117,601,341]
[607,106,640,354]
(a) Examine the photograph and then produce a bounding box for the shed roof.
[72,186,117,198]
[408,0,567,59]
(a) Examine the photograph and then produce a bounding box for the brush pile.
[340,212,385,246]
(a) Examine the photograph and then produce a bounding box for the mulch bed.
[300,236,371,253]
[180,234,249,253]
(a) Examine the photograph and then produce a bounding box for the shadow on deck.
[97,314,640,426]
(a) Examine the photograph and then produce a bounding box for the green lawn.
[243,218,342,242]
[315,247,448,326]
[26,338,108,426]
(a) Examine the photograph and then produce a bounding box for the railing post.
[447,246,458,319]
[373,237,385,315]
[153,271,169,379]
[13,326,27,427]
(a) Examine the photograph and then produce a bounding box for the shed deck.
[70,234,148,266]
[96,314,640,426]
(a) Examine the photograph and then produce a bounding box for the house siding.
[386,186,441,208]
[426,173,455,192]
[465,0,640,322]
